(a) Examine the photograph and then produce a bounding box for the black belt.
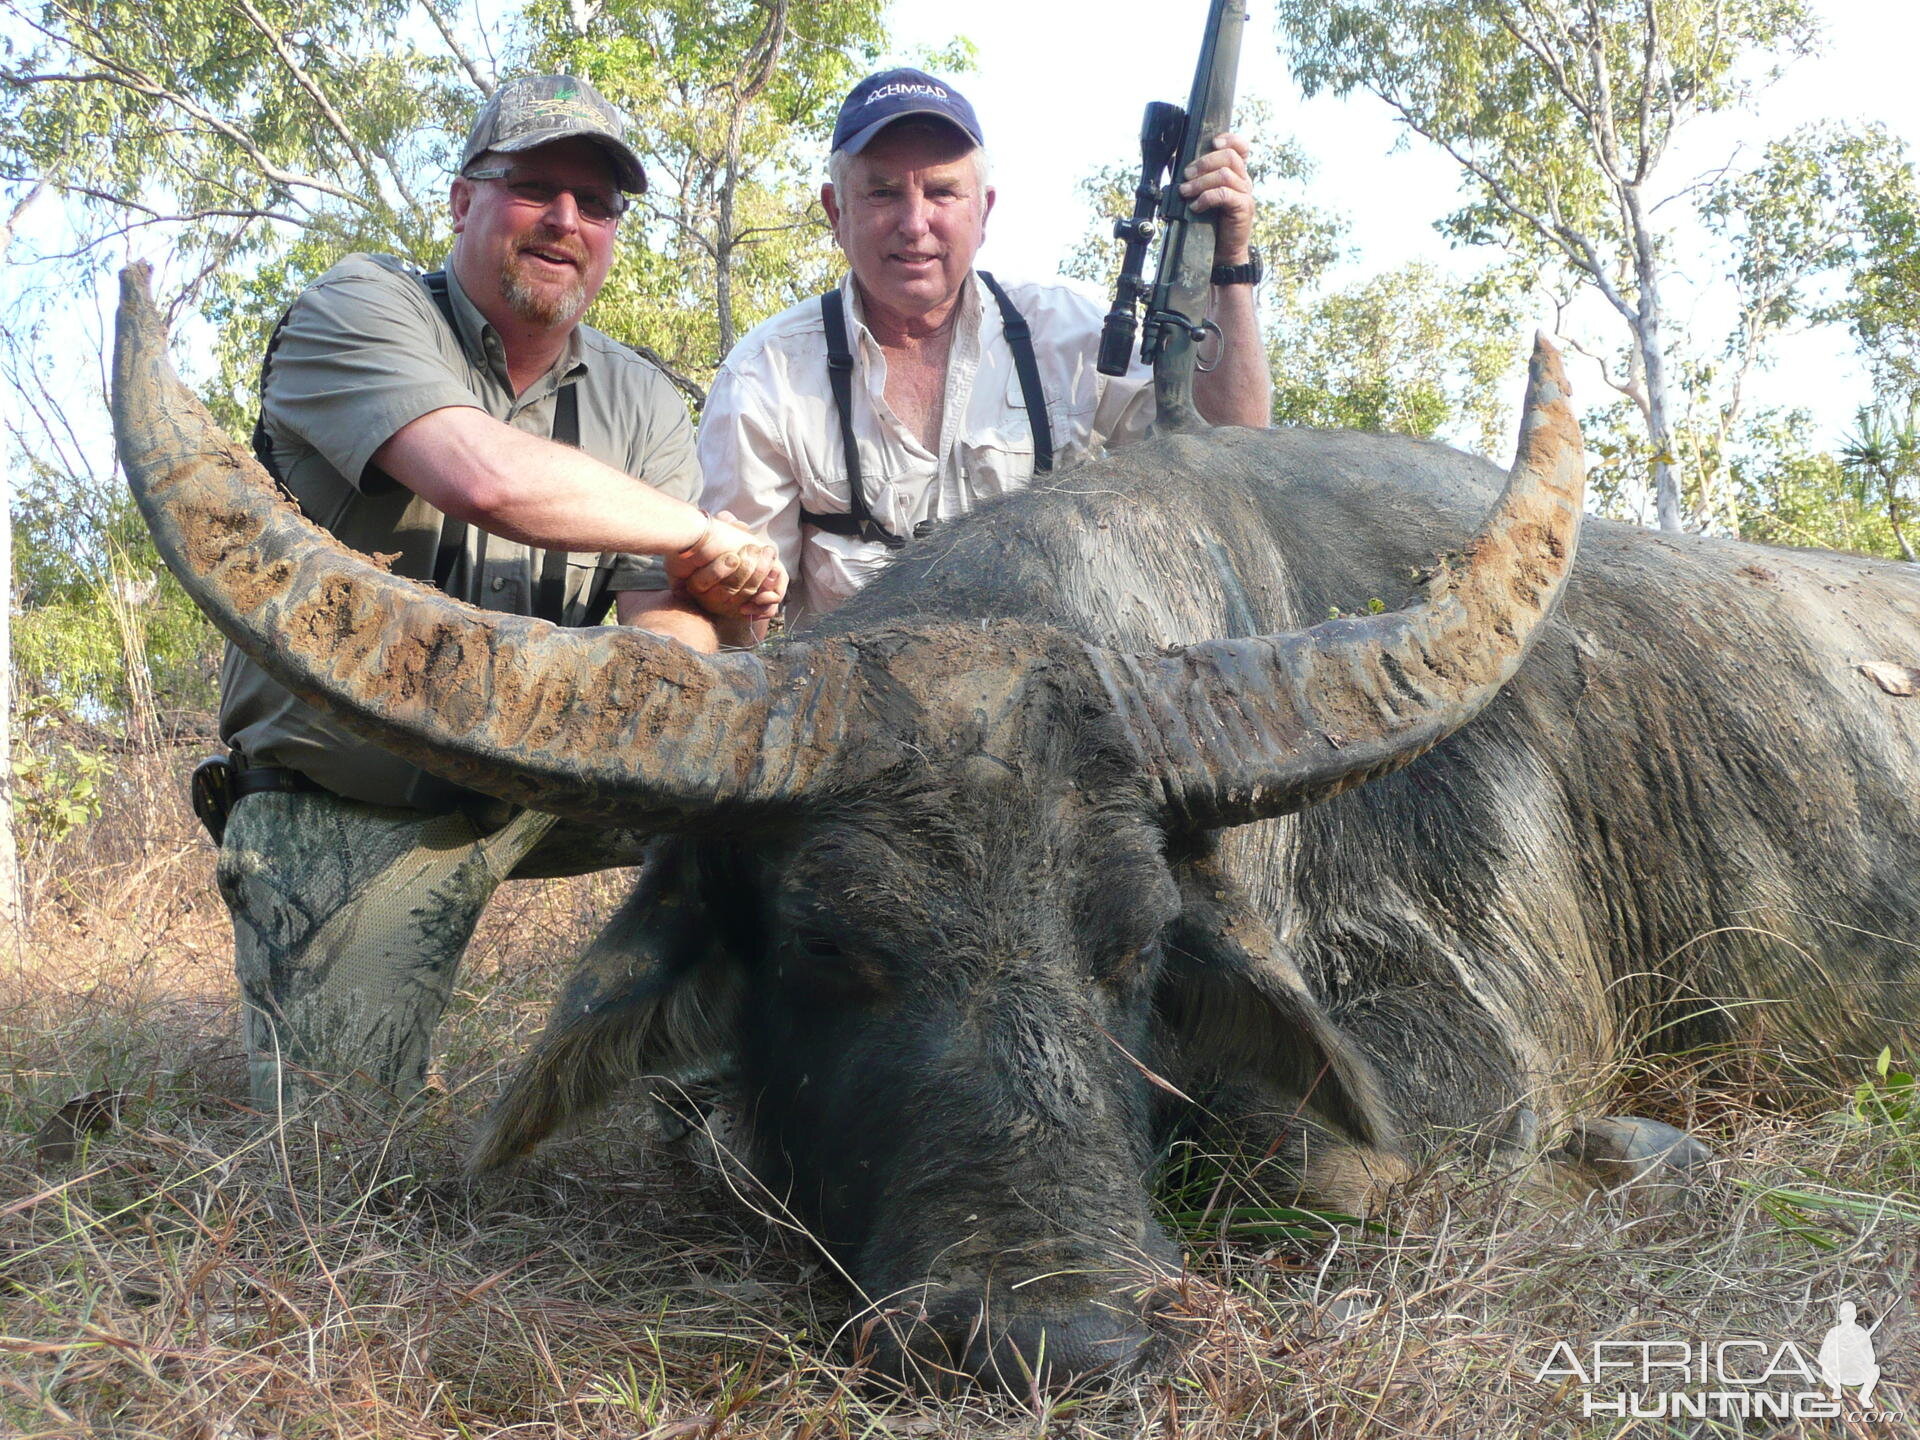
[191,752,323,846]
[231,757,325,799]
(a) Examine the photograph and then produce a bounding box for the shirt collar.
[441,259,589,394]
[840,269,985,354]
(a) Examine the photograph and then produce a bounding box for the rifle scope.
[1097,101,1187,377]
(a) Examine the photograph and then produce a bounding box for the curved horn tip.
[1527,332,1573,408]
[119,261,157,313]
[1510,333,1584,480]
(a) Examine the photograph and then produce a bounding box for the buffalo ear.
[1159,861,1400,1154]
[466,840,744,1173]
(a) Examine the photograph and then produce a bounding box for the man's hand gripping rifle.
[1096,0,1249,431]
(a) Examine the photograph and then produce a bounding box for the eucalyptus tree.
[1274,0,1821,531]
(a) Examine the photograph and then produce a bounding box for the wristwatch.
[1210,248,1263,287]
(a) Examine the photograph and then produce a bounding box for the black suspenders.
[253,270,610,627]
[978,271,1055,477]
[800,271,1053,550]
[814,286,891,545]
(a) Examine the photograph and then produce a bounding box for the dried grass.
[4,750,1917,1438]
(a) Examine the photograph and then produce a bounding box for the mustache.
[520,230,588,266]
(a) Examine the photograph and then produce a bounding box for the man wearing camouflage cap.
[216,74,784,1109]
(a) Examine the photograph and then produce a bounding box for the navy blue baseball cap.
[831,68,984,156]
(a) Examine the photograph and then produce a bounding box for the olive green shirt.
[220,253,701,810]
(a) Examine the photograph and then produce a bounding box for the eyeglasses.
[463,165,629,225]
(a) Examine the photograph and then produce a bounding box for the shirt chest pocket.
[958,372,1046,499]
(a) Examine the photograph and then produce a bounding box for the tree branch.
[1633,0,1660,185]
[230,0,389,202]
[1,182,46,253]
[7,54,361,206]
[20,206,300,264]
[1558,327,1649,419]
[417,0,493,95]
[713,0,790,355]
[1502,0,1600,139]
[624,341,707,410]
[1376,88,1639,325]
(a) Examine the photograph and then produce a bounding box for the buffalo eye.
[794,925,845,964]
[780,920,889,1002]
[1096,936,1163,991]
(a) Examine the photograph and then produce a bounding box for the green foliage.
[13,743,114,840]
[521,0,898,389]
[1154,1140,1369,1245]
[1583,393,1914,558]
[1268,262,1528,456]
[1734,422,1892,555]
[12,576,220,727]
[1836,401,1920,561]
[12,698,116,841]
[3,0,474,422]
[3,0,911,419]
[1853,1047,1917,1131]
[1693,124,1920,529]
[13,446,221,723]
[1066,102,1527,454]
[1703,124,1914,342]
[1843,144,1920,400]
[1273,0,1829,530]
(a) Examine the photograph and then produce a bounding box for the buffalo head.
[112,263,1584,1390]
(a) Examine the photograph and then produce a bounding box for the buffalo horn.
[1100,335,1586,829]
[110,263,867,827]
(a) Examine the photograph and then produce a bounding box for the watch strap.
[1210,248,1263,287]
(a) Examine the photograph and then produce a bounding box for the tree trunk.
[1628,191,1683,533]
[0,190,33,947]
[0,418,21,946]
[713,0,788,363]
[1888,487,1918,563]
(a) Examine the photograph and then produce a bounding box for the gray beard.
[500,255,587,328]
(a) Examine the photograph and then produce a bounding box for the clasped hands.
[667,510,786,622]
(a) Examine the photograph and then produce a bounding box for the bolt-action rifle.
[1095,0,1249,431]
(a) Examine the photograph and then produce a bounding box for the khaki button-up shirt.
[220,253,701,809]
[697,272,1153,624]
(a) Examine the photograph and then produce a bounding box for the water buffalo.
[113,262,1920,1392]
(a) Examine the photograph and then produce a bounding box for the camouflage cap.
[460,74,647,194]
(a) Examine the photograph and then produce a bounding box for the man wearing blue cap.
[698,67,1272,624]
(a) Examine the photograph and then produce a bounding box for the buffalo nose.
[860,1292,1167,1393]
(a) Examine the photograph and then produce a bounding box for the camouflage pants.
[217,789,644,1111]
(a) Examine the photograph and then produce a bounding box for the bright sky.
[877,0,1920,450]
